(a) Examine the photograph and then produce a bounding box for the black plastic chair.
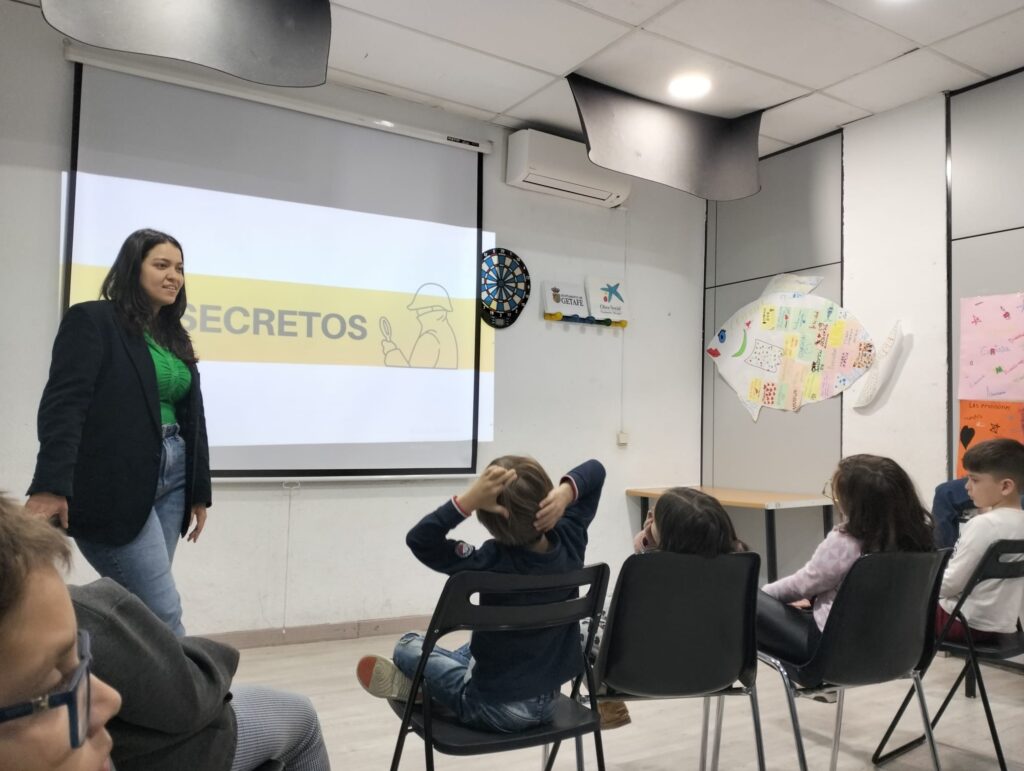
[588,551,765,771]
[387,564,610,771]
[758,549,950,771]
[873,540,1024,771]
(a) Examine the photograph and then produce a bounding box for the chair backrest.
[799,550,948,687]
[423,564,610,645]
[960,539,1024,592]
[595,551,760,697]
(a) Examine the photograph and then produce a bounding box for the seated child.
[757,455,935,664]
[0,494,121,771]
[72,579,331,771]
[356,457,605,733]
[938,438,1024,642]
[597,487,748,729]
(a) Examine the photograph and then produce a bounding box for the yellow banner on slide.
[70,265,495,371]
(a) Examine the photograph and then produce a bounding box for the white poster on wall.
[585,277,628,322]
[542,281,588,317]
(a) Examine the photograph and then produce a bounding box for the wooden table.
[626,486,834,583]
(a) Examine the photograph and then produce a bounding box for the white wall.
[842,96,949,495]
[702,135,843,579]
[0,3,706,635]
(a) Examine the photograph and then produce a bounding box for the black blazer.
[29,300,212,546]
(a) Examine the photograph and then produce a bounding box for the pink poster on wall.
[959,293,1024,402]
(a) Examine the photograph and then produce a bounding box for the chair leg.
[748,685,767,771]
[389,699,418,771]
[829,689,845,771]
[711,695,725,771]
[699,697,711,771]
[968,658,1007,771]
[965,665,976,698]
[592,722,607,771]
[772,664,809,771]
[543,741,561,771]
[423,737,434,771]
[540,743,548,771]
[873,662,970,766]
[871,683,916,766]
[912,671,942,771]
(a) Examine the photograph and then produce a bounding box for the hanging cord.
[281,481,301,636]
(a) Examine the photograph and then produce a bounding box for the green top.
[144,333,192,425]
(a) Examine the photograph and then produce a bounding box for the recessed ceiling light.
[374,119,395,128]
[668,74,712,100]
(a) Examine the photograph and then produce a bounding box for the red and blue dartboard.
[480,247,530,328]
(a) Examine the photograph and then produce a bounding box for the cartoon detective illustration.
[380,283,458,369]
[706,273,902,420]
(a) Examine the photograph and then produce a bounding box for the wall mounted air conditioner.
[505,129,631,208]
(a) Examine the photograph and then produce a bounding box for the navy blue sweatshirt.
[406,459,605,700]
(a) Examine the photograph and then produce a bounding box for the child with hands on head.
[356,456,605,733]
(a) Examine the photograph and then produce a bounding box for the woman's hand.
[457,466,517,517]
[25,493,69,529]
[788,598,812,610]
[187,505,208,542]
[534,481,574,532]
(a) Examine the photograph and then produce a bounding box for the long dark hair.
[100,228,195,363]
[833,455,934,553]
[653,487,747,557]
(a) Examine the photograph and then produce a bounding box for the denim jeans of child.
[76,426,187,636]
[392,632,557,733]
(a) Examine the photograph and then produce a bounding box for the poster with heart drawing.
[956,399,1024,477]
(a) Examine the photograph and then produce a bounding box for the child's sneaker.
[357,655,417,701]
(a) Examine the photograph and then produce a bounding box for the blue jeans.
[392,632,556,733]
[76,426,187,636]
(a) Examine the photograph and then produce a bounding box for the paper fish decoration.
[706,274,895,420]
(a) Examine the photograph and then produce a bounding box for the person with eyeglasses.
[756,455,936,664]
[0,495,121,771]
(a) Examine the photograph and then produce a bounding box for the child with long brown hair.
[757,454,935,663]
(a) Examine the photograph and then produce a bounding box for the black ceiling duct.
[41,0,331,87]
[567,73,762,201]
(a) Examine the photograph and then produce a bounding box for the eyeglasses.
[0,631,92,748]
[822,479,835,502]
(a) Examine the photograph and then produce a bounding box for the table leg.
[764,508,778,583]
[637,496,649,534]
[823,504,834,537]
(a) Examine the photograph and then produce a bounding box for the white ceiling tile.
[333,0,630,75]
[578,30,809,118]
[758,135,791,157]
[760,93,869,144]
[826,0,1024,45]
[565,0,682,25]
[647,0,914,89]
[932,8,1024,77]
[325,69,499,121]
[504,79,584,137]
[328,7,554,113]
[824,49,984,113]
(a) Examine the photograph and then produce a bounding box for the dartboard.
[480,247,531,328]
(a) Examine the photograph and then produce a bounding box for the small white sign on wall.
[542,281,588,316]
[585,277,628,322]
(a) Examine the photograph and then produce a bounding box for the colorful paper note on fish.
[706,274,892,420]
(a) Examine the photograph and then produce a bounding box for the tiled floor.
[234,633,1023,769]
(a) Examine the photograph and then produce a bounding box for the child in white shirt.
[938,438,1024,642]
